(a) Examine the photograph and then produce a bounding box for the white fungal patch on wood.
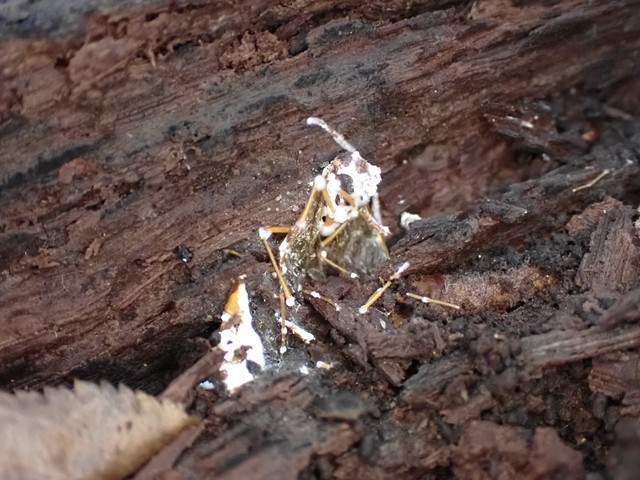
[217,281,265,393]
[198,380,215,390]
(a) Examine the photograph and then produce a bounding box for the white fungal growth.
[336,154,382,207]
[279,238,291,259]
[316,360,334,370]
[313,175,327,190]
[308,116,388,236]
[400,211,422,229]
[218,282,265,393]
[284,320,316,344]
[393,262,410,278]
[320,171,353,232]
[258,227,272,240]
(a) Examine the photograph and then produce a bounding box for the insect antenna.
[307,117,359,154]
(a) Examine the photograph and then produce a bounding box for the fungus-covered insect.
[260,117,390,307]
[258,117,460,353]
[259,117,393,351]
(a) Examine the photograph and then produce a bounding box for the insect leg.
[296,179,324,228]
[259,226,294,306]
[359,207,391,237]
[320,250,359,279]
[371,192,383,225]
[405,292,461,310]
[359,262,409,314]
[320,221,350,247]
[278,291,288,354]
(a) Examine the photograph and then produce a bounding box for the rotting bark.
[2,0,640,479]
[1,0,639,391]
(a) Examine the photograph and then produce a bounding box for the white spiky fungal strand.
[217,281,265,393]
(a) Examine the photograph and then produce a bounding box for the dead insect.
[259,117,394,352]
[260,117,461,352]
[260,117,390,307]
[207,119,460,392]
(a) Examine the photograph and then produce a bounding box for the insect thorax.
[323,213,389,275]
[279,155,389,291]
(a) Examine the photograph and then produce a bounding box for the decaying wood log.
[1,0,639,391]
[2,0,640,478]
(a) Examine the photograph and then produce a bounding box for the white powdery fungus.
[217,281,265,393]
[335,153,382,208]
[400,211,422,229]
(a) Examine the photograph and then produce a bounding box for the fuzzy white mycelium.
[217,281,265,392]
[306,116,388,237]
